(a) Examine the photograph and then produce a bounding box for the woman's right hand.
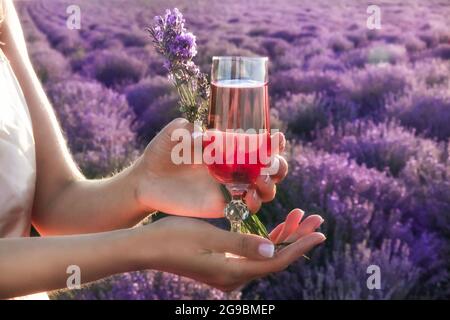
[133,213,325,292]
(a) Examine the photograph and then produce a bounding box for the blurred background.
[16,0,449,299]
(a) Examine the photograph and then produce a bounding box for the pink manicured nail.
[258,243,275,258]
[264,174,270,184]
[273,156,280,171]
[279,133,286,150]
[315,217,325,228]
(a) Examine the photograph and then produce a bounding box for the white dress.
[0,48,48,299]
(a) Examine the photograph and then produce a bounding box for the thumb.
[165,118,191,133]
[213,230,275,260]
[155,118,191,146]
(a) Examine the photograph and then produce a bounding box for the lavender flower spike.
[147,8,207,124]
[169,32,197,60]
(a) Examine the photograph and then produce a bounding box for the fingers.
[268,132,288,183]
[271,132,286,154]
[269,232,326,272]
[161,118,194,148]
[270,155,288,183]
[237,232,326,278]
[251,133,287,200]
[164,118,191,136]
[252,155,287,205]
[273,209,304,244]
[213,229,275,260]
[244,188,262,214]
[206,230,325,292]
[270,211,324,244]
[194,213,324,291]
[254,174,276,202]
[163,117,203,140]
[285,214,324,243]
[269,222,284,242]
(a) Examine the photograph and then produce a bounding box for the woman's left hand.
[133,214,325,292]
[132,118,288,218]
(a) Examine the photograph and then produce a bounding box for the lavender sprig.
[147,8,270,239]
[147,8,208,124]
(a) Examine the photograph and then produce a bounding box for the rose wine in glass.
[204,56,271,232]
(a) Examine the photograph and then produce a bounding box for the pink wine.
[204,79,271,185]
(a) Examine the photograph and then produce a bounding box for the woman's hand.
[133,118,289,218]
[134,214,325,291]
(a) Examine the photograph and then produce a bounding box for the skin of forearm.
[0,227,145,299]
[36,161,153,235]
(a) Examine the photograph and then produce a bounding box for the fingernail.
[253,190,258,201]
[264,174,270,184]
[315,217,325,229]
[258,243,275,258]
[279,133,286,150]
[269,157,280,174]
[273,156,280,168]
[317,233,326,242]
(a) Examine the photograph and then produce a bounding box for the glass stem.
[230,220,242,233]
[224,184,250,233]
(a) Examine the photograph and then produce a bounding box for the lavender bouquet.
[147,8,209,124]
[147,8,269,237]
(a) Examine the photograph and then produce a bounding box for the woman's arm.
[0,227,140,299]
[1,0,150,235]
[0,215,326,299]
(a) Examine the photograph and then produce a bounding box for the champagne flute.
[203,56,271,232]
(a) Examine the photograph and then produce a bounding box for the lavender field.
[17,0,450,299]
